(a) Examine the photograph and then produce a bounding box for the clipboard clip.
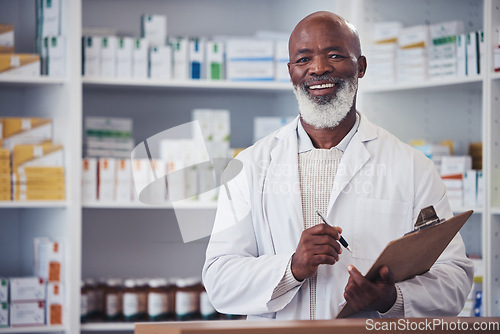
[405,205,445,235]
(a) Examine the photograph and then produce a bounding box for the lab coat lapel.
[264,121,304,251]
[327,115,376,214]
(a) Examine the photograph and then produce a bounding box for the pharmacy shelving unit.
[0,0,82,333]
[352,0,500,317]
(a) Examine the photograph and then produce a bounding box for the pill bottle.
[147,278,168,321]
[175,277,201,321]
[122,279,140,322]
[94,278,107,320]
[200,285,218,320]
[83,278,97,321]
[135,278,149,321]
[80,281,89,323]
[104,278,123,321]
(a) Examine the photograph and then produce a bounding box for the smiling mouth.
[308,83,336,90]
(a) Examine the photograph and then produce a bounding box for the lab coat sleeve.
[202,162,299,316]
[398,158,474,317]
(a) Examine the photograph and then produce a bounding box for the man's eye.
[296,57,310,63]
[329,54,345,60]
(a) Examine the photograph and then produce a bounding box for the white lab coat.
[202,114,473,320]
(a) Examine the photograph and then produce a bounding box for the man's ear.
[287,62,292,80]
[357,55,367,78]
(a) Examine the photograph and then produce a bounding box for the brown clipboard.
[336,209,473,318]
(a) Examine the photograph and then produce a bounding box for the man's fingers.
[378,266,395,284]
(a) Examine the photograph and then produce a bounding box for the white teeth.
[309,83,335,90]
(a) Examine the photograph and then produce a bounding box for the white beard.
[293,78,357,129]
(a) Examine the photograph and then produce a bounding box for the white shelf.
[361,75,483,93]
[0,325,66,333]
[82,201,217,210]
[82,77,292,92]
[452,207,484,214]
[0,76,67,87]
[0,201,69,208]
[80,322,135,331]
[491,207,500,215]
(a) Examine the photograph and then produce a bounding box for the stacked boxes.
[9,277,46,327]
[429,21,464,79]
[397,25,429,82]
[37,0,65,77]
[0,53,40,77]
[84,116,134,159]
[82,158,135,203]
[12,143,65,201]
[365,21,402,85]
[0,117,65,202]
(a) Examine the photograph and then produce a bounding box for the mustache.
[299,76,344,90]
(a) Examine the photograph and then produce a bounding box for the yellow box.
[12,142,62,168]
[2,118,51,139]
[15,192,65,201]
[0,53,40,75]
[15,183,64,193]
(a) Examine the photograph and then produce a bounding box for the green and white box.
[0,303,8,327]
[132,38,148,79]
[44,36,66,77]
[83,36,102,77]
[36,0,61,38]
[116,37,133,78]
[100,36,118,78]
[206,41,224,80]
[0,278,7,303]
[149,45,172,80]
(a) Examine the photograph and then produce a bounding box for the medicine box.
[116,37,133,78]
[0,278,7,302]
[100,36,118,78]
[10,302,45,327]
[398,25,429,49]
[466,31,479,76]
[46,282,63,325]
[149,45,172,80]
[82,158,97,202]
[372,21,403,44]
[34,238,64,282]
[98,158,116,202]
[254,117,291,143]
[463,170,477,207]
[0,24,14,53]
[206,41,224,80]
[9,277,45,302]
[0,302,7,327]
[36,0,61,38]
[82,36,102,77]
[456,34,467,77]
[0,54,40,77]
[440,155,472,176]
[115,159,133,202]
[133,38,148,79]
[44,35,66,77]
[141,14,167,46]
[189,37,205,80]
[226,39,274,81]
[172,37,189,80]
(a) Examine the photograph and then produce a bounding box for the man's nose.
[309,56,333,75]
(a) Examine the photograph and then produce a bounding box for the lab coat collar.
[268,112,379,230]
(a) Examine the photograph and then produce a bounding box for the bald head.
[289,11,362,59]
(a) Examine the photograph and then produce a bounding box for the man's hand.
[291,224,343,281]
[343,265,397,313]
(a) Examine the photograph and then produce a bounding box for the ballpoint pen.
[315,209,352,253]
